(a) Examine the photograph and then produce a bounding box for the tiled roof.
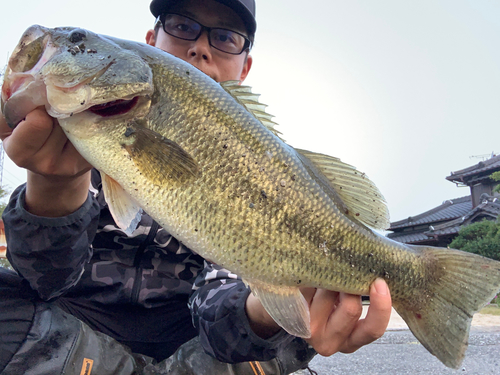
[429,225,461,236]
[480,199,500,216]
[461,195,500,221]
[426,218,462,236]
[386,231,431,244]
[446,154,500,184]
[389,196,472,230]
[388,195,500,244]
[425,198,500,237]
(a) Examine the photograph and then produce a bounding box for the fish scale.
[3,25,500,369]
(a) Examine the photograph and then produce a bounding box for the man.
[0,0,392,374]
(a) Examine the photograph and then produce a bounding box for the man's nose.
[188,31,212,60]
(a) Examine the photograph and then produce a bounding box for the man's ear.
[145,29,156,46]
[239,55,253,83]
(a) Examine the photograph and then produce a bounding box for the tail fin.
[394,246,500,369]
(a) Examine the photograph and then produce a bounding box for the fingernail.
[374,278,388,296]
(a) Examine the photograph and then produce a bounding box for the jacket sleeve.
[3,184,101,301]
[189,261,294,363]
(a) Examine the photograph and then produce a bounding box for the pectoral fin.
[121,126,199,186]
[101,172,142,235]
[248,282,311,338]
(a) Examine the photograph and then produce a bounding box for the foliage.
[480,304,500,315]
[492,171,500,194]
[492,295,500,309]
[0,185,9,214]
[449,220,500,261]
[0,258,11,270]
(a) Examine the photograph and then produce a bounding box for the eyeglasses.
[157,13,252,55]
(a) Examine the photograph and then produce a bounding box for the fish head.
[2,25,154,128]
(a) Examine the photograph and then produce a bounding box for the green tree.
[0,186,9,214]
[492,171,500,194]
[449,220,500,261]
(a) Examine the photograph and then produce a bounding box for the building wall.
[471,183,495,207]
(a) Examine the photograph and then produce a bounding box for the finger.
[339,278,392,353]
[308,289,339,325]
[2,108,54,165]
[3,109,91,176]
[47,120,92,176]
[307,291,361,356]
[32,120,76,172]
[321,292,362,337]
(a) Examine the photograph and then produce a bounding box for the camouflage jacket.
[3,171,293,363]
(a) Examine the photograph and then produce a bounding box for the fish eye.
[69,29,87,44]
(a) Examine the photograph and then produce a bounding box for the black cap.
[150,0,256,36]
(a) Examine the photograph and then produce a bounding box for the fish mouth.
[88,97,139,117]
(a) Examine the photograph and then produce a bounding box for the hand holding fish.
[0,108,92,216]
[302,278,391,356]
[246,278,391,355]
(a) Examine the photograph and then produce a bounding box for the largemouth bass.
[2,25,500,369]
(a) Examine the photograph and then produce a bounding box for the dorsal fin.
[220,81,389,229]
[296,149,390,230]
[220,80,284,140]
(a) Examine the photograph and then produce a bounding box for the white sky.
[1,0,499,224]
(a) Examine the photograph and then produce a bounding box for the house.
[387,154,500,247]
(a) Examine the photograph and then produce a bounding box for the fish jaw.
[1,25,154,126]
[1,25,54,126]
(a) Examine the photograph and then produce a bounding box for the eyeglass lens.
[161,14,249,55]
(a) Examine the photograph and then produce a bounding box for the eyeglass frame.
[154,13,252,55]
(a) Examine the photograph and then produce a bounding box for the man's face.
[146,0,252,83]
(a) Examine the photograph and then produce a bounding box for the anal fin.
[248,282,311,338]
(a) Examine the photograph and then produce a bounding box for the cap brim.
[150,0,256,35]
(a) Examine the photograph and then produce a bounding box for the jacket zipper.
[131,220,160,304]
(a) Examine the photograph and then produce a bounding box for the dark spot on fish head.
[261,190,268,199]
[415,313,422,320]
[68,29,87,44]
[124,127,135,137]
